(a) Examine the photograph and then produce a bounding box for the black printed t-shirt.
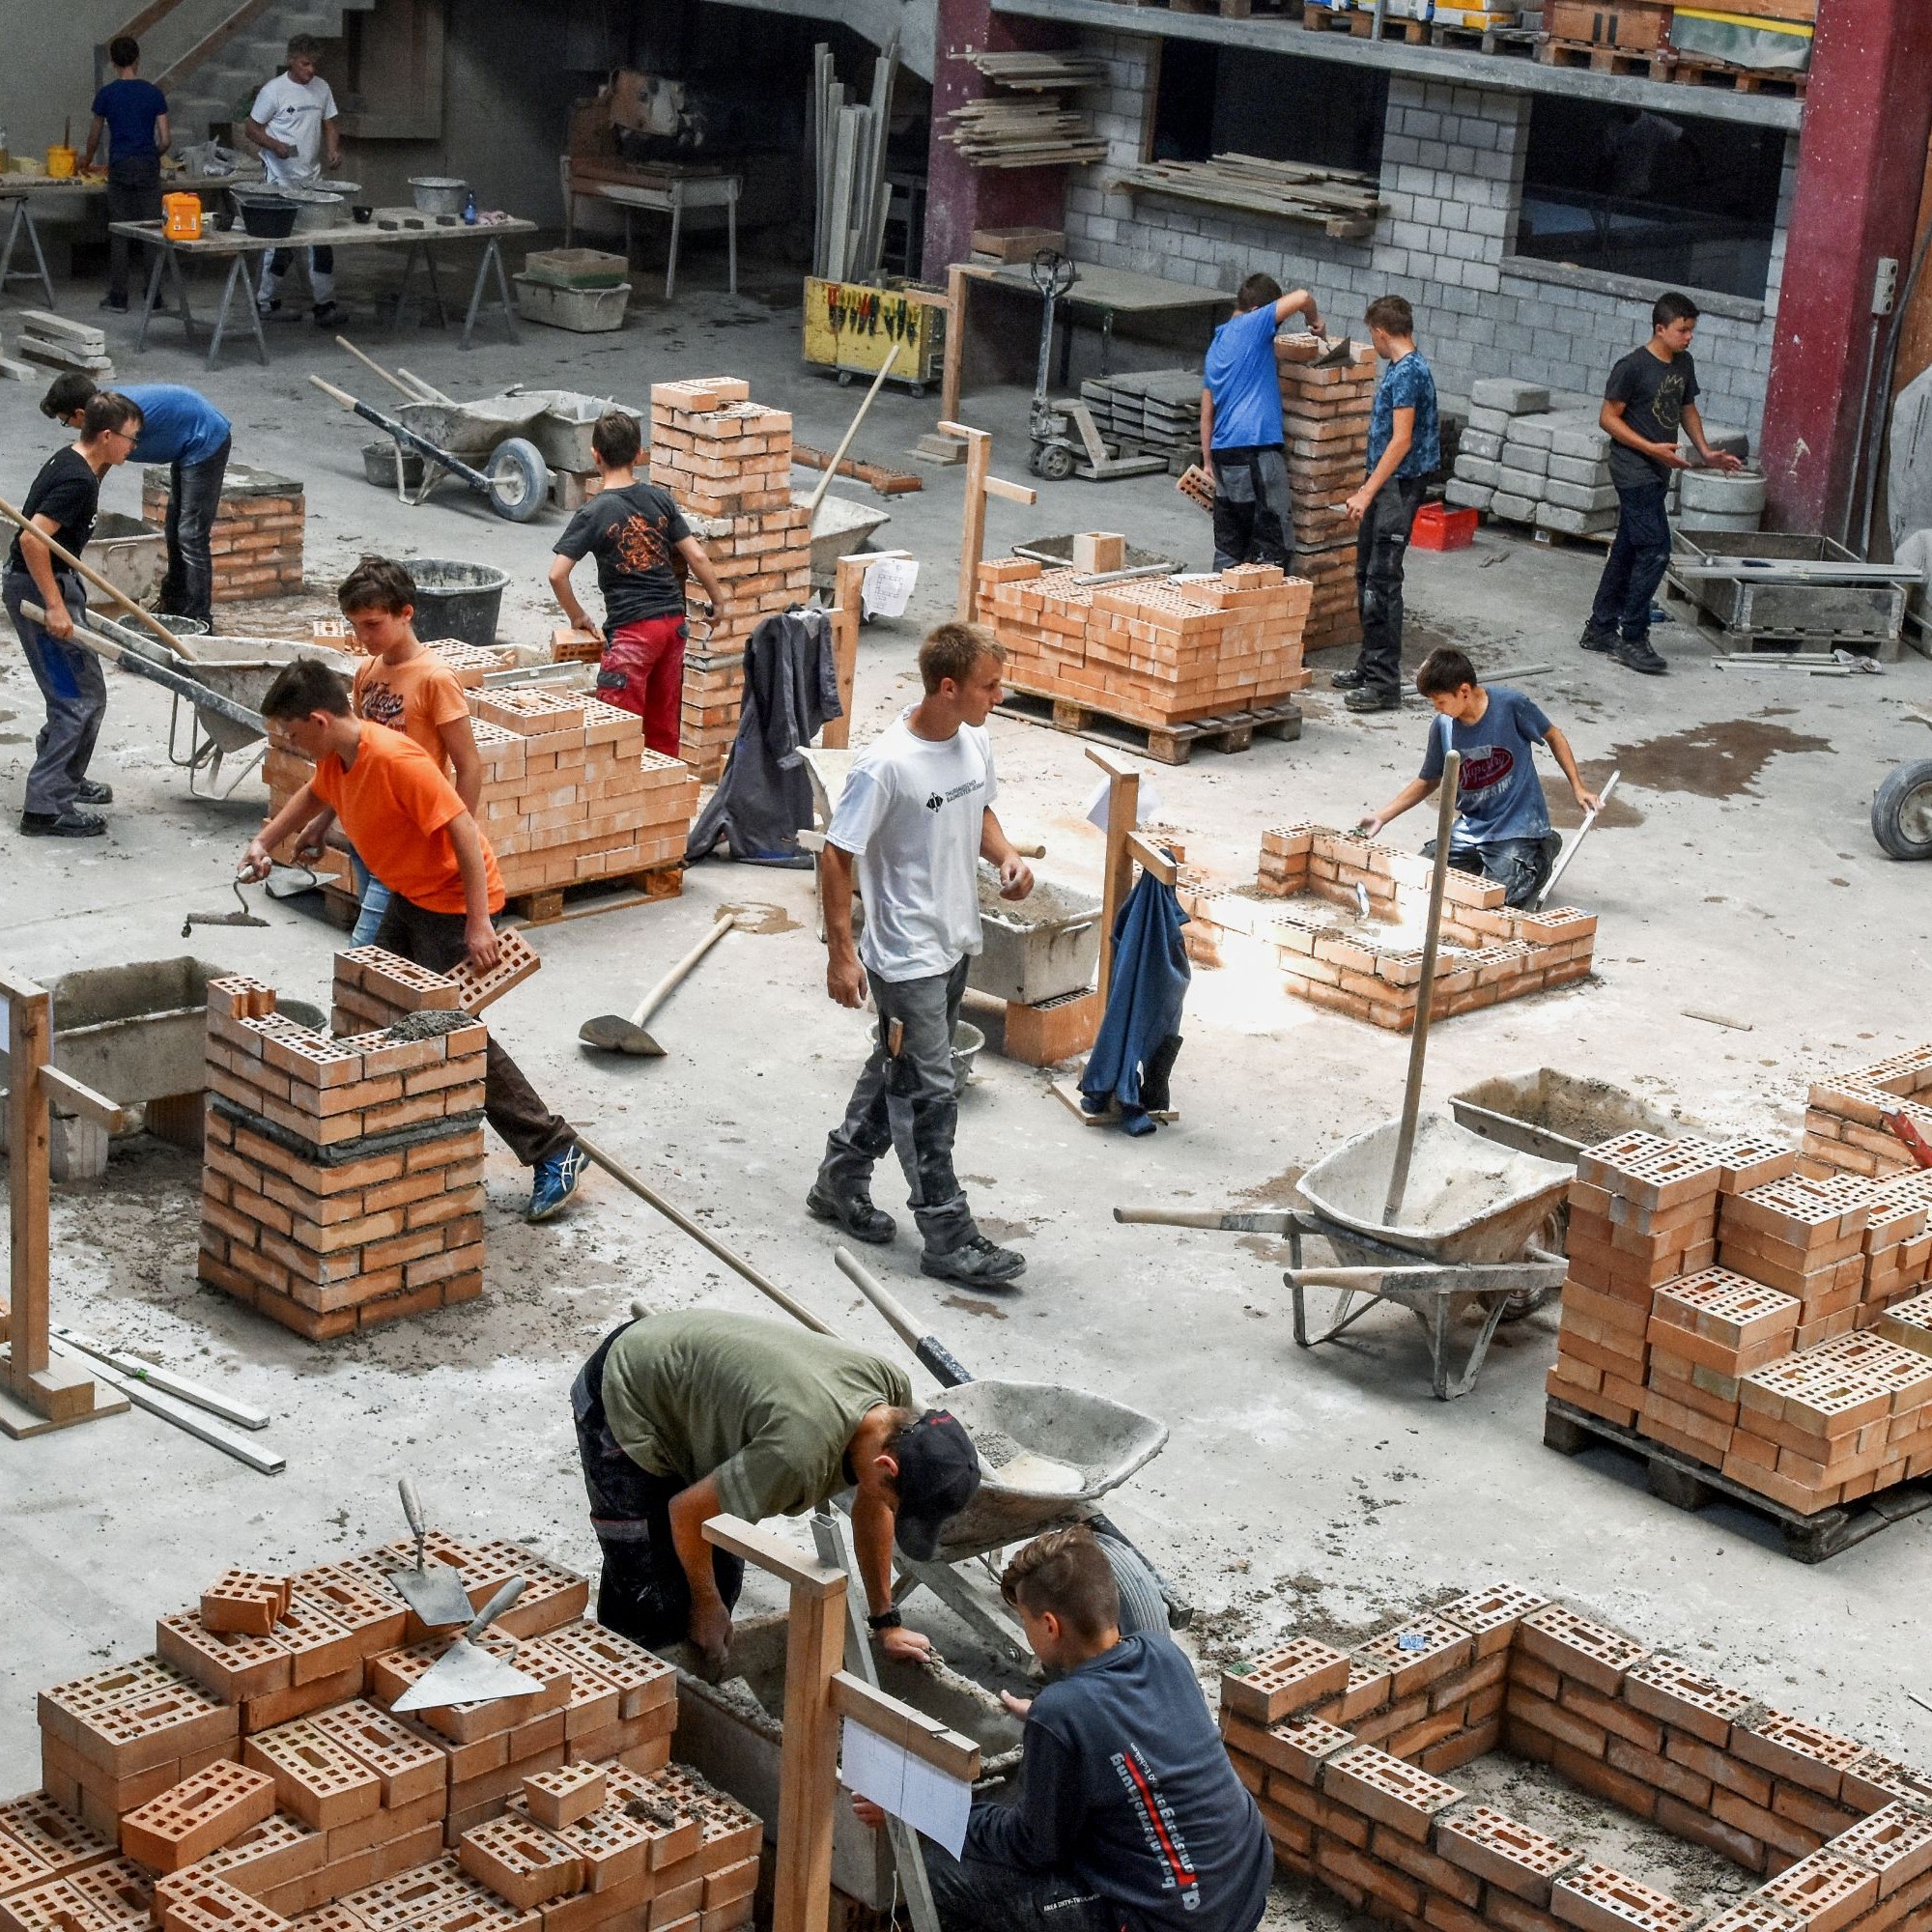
[7,448,102,574]
[1605,346,1698,489]
[554,481,692,629]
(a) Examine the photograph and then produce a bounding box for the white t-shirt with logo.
[826,713,996,982]
[249,71,337,185]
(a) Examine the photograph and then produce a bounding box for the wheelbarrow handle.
[307,374,494,494]
[21,603,264,735]
[1113,1207,1301,1235]
[834,1246,974,1387]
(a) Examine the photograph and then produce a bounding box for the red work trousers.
[596,615,687,757]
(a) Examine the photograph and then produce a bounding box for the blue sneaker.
[528,1143,587,1223]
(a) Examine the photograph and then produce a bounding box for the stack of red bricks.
[974,558,1313,730]
[1549,1129,1932,1513]
[1278,344,1376,653]
[1802,1045,1932,1180]
[647,377,812,782]
[1222,1583,1932,1932]
[6,1534,763,1932]
[141,467,303,606]
[197,952,528,1340]
[1181,825,1595,1031]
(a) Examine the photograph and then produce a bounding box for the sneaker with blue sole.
[528,1143,587,1222]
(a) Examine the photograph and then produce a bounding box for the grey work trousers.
[4,569,106,819]
[817,956,977,1256]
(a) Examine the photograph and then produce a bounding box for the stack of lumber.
[1116,156,1383,241]
[1280,341,1377,651]
[810,37,897,281]
[941,97,1106,168]
[964,50,1108,89]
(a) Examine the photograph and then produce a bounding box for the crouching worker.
[853,1525,1272,1932]
[1357,646,1599,909]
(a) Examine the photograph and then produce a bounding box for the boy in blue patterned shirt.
[1336,295,1440,713]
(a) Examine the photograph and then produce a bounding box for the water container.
[163,191,203,241]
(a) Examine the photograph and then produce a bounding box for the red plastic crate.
[1412,502,1477,551]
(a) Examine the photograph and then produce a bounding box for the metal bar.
[1670,562,1919,582]
[51,1327,270,1430]
[51,1342,284,1473]
[1533,769,1619,911]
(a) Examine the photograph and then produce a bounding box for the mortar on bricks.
[969,871,1102,1008]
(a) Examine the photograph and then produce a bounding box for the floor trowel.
[391,1578,545,1712]
[389,1478,477,1628]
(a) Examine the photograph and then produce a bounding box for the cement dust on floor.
[4,266,1932,1872]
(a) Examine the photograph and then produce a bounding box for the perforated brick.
[1353,1618,1473,1698]
[1435,1805,1579,1906]
[1755,1851,1879,1932]
[457,1817,582,1910]
[200,1575,291,1638]
[156,1614,293,1705]
[241,1723,382,1830]
[154,1870,293,1932]
[1732,1713,1872,1800]
[1691,1902,1802,1932]
[286,1569,410,1655]
[1239,1715,1355,1786]
[310,1701,447,1807]
[444,1548,589,1640]
[1516,1605,1649,1694]
[1842,1753,1932,1815]
[1222,1638,1353,1724]
[1549,1861,1702,1932]
[1319,1747,1462,1842]
[1437,1584,1550,1656]
[1620,1657,1756,1747]
[445,930,541,1019]
[1829,1801,1932,1894]
[39,1661,237,1777]
[0,1794,116,1875]
[600,1768,702,1871]
[520,1767,605,1834]
[504,1797,648,1893]
[534,1626,675,1721]
[1877,1290,1932,1357]
[120,1760,276,1873]
[2,1858,152,1932]
[0,1825,53,1893]
[180,1812,322,1897]
[365,1636,568,1743]
[340,1856,526,1932]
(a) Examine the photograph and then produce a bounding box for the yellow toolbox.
[802,276,949,393]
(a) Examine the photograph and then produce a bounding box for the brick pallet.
[1280,343,1376,653]
[3,1535,762,1932]
[141,467,303,606]
[646,378,812,784]
[1181,823,1596,1030]
[1224,1584,1932,1932]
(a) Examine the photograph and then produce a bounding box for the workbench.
[939,258,1230,423]
[559,158,739,299]
[109,213,537,369]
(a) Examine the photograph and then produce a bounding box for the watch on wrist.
[867,1608,903,1633]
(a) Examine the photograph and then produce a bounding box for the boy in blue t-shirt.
[83,36,169,313]
[1336,294,1441,713]
[1358,647,1600,908]
[1199,272,1322,571]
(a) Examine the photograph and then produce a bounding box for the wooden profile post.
[936,421,1037,621]
[823,550,913,752]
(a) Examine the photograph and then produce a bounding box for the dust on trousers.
[1209,446,1293,571]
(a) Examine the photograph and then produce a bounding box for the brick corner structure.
[8,1533,763,1932]
[647,375,812,784]
[140,465,303,605]
[1223,1585,1932,1932]
[1279,341,1377,654]
[1180,823,1596,1031]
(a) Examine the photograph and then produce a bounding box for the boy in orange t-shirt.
[242,657,584,1225]
[301,555,484,945]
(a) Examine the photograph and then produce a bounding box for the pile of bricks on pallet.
[1549,1129,1932,1514]
[196,942,546,1340]
[1279,342,1375,653]
[141,468,303,605]
[647,378,812,783]
[1803,1043,1932,1181]
[264,641,698,909]
[974,558,1313,729]
[1179,824,1594,1031]
[3,1534,762,1932]
[1222,1581,1932,1932]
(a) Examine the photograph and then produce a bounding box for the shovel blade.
[389,1560,476,1628]
[578,1014,667,1057]
[391,1639,545,1712]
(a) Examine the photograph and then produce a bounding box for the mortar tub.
[404,560,509,648]
[88,511,168,610]
[791,489,893,587]
[668,1612,1025,1910]
[968,872,1102,1009]
[1448,1066,1703,1167]
[1298,1112,1574,1264]
[514,391,643,472]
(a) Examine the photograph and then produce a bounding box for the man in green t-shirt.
[571,1310,980,1666]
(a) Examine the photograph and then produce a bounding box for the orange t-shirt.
[309,723,503,917]
[353,648,470,767]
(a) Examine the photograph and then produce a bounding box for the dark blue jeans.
[1426,834,1561,910]
[1590,479,1672,643]
[922,1834,1122,1932]
[1354,474,1428,697]
[161,438,230,624]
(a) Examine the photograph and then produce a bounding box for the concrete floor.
[4,245,1932,1909]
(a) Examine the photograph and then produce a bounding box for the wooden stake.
[823,550,911,751]
[937,421,1036,620]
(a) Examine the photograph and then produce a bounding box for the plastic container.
[163,191,203,241]
[1412,501,1478,551]
[233,192,297,239]
[45,145,76,178]
[409,176,467,217]
[406,559,509,646]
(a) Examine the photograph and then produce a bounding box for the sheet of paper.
[1083,772,1163,834]
[841,1717,971,1858]
[861,557,919,619]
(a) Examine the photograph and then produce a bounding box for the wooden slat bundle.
[942,97,1108,168]
[810,37,897,280]
[963,50,1109,89]
[1116,153,1384,239]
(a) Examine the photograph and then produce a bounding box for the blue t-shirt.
[1419,686,1552,849]
[1369,351,1440,478]
[92,78,168,161]
[1203,302,1284,451]
[121,384,232,467]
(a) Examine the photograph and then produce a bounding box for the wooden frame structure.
[936,422,1037,620]
[823,549,914,752]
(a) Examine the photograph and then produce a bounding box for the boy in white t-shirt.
[243,35,342,324]
[811,623,1035,1287]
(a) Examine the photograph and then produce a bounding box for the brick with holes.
[1319,1748,1463,1843]
[1438,1583,1550,1657]
[1549,1861,1702,1932]
[520,1768,606,1834]
[200,1575,292,1638]
[1515,1605,1649,1696]
[1434,1805,1581,1907]
[1222,1639,1354,1725]
[241,1724,382,1831]
[1754,1850,1879,1932]
[457,1817,583,1911]
[154,1871,294,1932]
[120,1761,277,1873]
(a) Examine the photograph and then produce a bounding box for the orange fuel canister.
[163,191,203,241]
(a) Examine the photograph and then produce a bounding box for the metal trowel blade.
[391,1637,545,1711]
[390,1558,476,1628]
[577,1014,666,1056]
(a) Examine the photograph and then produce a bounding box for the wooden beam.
[954,425,991,621]
[2,971,51,1395]
[940,264,969,425]
[702,1515,846,1598]
[1124,830,1178,887]
[40,1066,133,1134]
[830,1672,982,1781]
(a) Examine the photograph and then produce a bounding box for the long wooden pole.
[0,496,204,663]
[805,343,901,521]
[4,973,52,1398]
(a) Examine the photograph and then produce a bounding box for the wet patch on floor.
[724,901,800,935]
[1546,763,1644,829]
[941,1293,1009,1321]
[1607,719,1833,799]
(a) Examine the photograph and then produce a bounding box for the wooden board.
[1117,154,1383,239]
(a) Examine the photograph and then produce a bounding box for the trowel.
[182,878,270,940]
[391,1578,545,1712]
[578,908,742,1056]
[388,1478,477,1628]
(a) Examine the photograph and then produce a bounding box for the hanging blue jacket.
[1080,865,1189,1134]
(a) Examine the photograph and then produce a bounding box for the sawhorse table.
[0,194,58,308]
[561,160,739,299]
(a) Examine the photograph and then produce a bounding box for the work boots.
[806,1183,896,1245]
[921,1235,1026,1287]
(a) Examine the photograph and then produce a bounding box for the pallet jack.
[1024,250,1167,484]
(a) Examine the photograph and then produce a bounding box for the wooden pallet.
[1301,4,1427,37]
[1536,36,1672,76]
[1664,54,1807,97]
[1544,1396,1932,1563]
[505,862,684,925]
[1001,685,1303,764]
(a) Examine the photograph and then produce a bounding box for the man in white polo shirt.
[810,622,1035,1287]
[243,34,342,325]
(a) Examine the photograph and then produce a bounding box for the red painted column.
[923,0,1070,274]
[1759,0,1932,534]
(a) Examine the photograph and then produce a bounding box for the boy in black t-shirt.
[3,390,143,837]
[548,411,727,757]
[1582,292,1743,676]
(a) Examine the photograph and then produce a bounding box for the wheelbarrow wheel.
[1872,758,1932,860]
[485,438,551,524]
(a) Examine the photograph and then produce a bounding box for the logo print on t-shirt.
[611,511,669,576]
[1460,744,1513,791]
[925,792,944,811]
[361,686,405,730]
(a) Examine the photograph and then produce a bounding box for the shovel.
[390,1578,545,1711]
[578,908,742,1056]
[388,1478,476,1628]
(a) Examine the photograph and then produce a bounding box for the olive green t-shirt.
[599,1310,914,1522]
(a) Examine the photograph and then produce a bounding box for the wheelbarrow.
[309,375,552,522]
[1116,1113,1572,1401]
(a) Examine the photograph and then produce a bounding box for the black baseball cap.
[893,1409,981,1561]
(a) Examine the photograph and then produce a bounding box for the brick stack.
[196,960,495,1341]
[1182,824,1595,1031]
[1279,342,1375,653]
[6,1533,763,1932]
[141,468,303,606]
[1641,1267,1801,1469]
[975,559,1312,730]
[1223,1583,1932,1932]
[647,377,812,782]
[1804,1044,1932,1180]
